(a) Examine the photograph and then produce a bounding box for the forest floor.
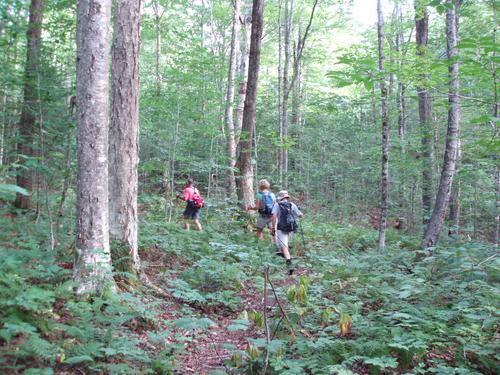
[0,200,498,374]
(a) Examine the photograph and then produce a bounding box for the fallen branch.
[261,265,271,375]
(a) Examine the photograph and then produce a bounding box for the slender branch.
[285,0,319,99]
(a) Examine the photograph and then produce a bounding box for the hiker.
[271,190,304,271]
[246,179,276,240]
[177,179,203,231]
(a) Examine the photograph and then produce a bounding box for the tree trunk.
[224,0,241,199]
[277,0,283,184]
[377,0,389,251]
[415,0,434,225]
[153,1,164,96]
[448,137,461,236]
[236,0,252,144]
[235,0,265,208]
[15,0,44,209]
[74,0,114,295]
[109,0,141,277]
[422,0,461,248]
[279,0,292,188]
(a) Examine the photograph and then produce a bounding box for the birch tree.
[109,0,141,276]
[423,0,461,248]
[74,0,114,295]
[377,0,389,250]
[224,0,241,198]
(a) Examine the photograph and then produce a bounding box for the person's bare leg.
[256,228,264,240]
[282,246,291,260]
[184,219,190,230]
[194,219,202,231]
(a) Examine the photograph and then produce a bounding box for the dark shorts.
[184,204,201,220]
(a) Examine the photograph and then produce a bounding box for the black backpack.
[258,192,274,216]
[277,201,298,233]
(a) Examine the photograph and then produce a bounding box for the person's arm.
[271,213,277,235]
[293,204,304,218]
[271,204,279,234]
[183,187,190,201]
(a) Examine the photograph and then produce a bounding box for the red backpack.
[191,188,204,208]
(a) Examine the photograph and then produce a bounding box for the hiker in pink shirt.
[179,179,203,231]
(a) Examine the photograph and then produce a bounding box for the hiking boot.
[286,259,294,275]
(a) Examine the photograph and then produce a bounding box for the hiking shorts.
[276,230,292,249]
[183,204,201,220]
[256,214,272,229]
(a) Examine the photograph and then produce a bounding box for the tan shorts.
[276,230,292,249]
[256,215,272,229]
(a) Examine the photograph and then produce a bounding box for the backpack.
[258,192,274,216]
[190,188,204,208]
[277,201,298,233]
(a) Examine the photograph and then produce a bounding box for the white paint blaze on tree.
[377,0,389,250]
[109,0,141,273]
[423,0,461,248]
[74,0,114,295]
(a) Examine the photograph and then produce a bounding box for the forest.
[0,0,498,373]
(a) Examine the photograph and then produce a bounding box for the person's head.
[259,179,270,191]
[276,190,290,201]
[186,178,194,187]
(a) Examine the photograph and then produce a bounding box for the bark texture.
[415,1,434,224]
[74,0,114,295]
[224,0,241,198]
[236,0,252,141]
[15,0,44,209]
[423,0,461,248]
[109,0,141,274]
[377,0,389,250]
[235,0,265,207]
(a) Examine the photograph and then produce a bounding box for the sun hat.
[276,190,290,201]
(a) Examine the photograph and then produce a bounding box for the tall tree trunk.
[74,0,114,295]
[153,1,164,96]
[15,0,44,209]
[448,137,461,236]
[109,0,141,276]
[277,0,283,184]
[377,0,389,251]
[290,25,302,173]
[279,0,292,187]
[415,0,434,225]
[224,0,241,199]
[423,0,461,248]
[236,0,252,142]
[235,0,265,207]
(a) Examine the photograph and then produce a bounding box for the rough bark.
[279,0,292,187]
[15,0,44,209]
[74,0,114,295]
[377,0,389,251]
[448,138,461,236]
[109,0,141,275]
[235,0,264,207]
[415,1,434,225]
[236,0,252,142]
[224,0,241,199]
[423,0,461,248]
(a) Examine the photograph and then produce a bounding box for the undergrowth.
[0,198,498,374]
